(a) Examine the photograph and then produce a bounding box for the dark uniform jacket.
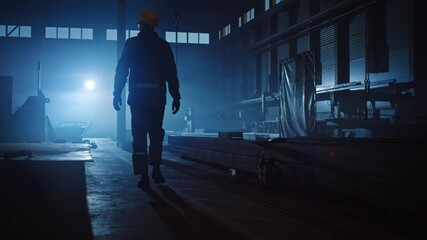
[114,30,181,108]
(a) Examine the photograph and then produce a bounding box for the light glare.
[85,80,95,90]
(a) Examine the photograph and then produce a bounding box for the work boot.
[152,165,165,184]
[138,175,150,189]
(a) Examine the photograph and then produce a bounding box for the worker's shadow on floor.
[141,184,192,212]
[140,185,209,240]
[143,185,248,240]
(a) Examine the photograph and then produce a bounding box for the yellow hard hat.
[139,9,159,28]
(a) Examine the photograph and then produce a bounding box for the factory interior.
[1,0,426,239]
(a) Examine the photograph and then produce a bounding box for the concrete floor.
[84,138,423,240]
[2,137,424,239]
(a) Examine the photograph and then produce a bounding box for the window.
[0,25,31,38]
[106,29,138,41]
[165,31,176,43]
[129,30,139,38]
[265,0,270,11]
[234,7,255,32]
[221,24,231,38]
[70,28,82,39]
[45,27,57,38]
[244,8,255,24]
[245,11,251,23]
[106,29,117,41]
[7,25,19,37]
[199,33,209,44]
[58,27,69,39]
[177,32,187,43]
[166,31,209,45]
[20,26,31,38]
[188,32,198,44]
[82,28,93,40]
[265,0,283,11]
[45,26,93,40]
[0,25,5,37]
[125,30,139,39]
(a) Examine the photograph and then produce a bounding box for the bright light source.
[85,80,95,90]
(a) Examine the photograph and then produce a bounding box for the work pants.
[130,106,165,175]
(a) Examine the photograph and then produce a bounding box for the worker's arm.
[164,43,181,101]
[113,41,131,98]
[113,41,131,111]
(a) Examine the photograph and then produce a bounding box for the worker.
[113,9,181,189]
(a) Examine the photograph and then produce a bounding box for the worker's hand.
[172,99,180,114]
[113,96,122,111]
